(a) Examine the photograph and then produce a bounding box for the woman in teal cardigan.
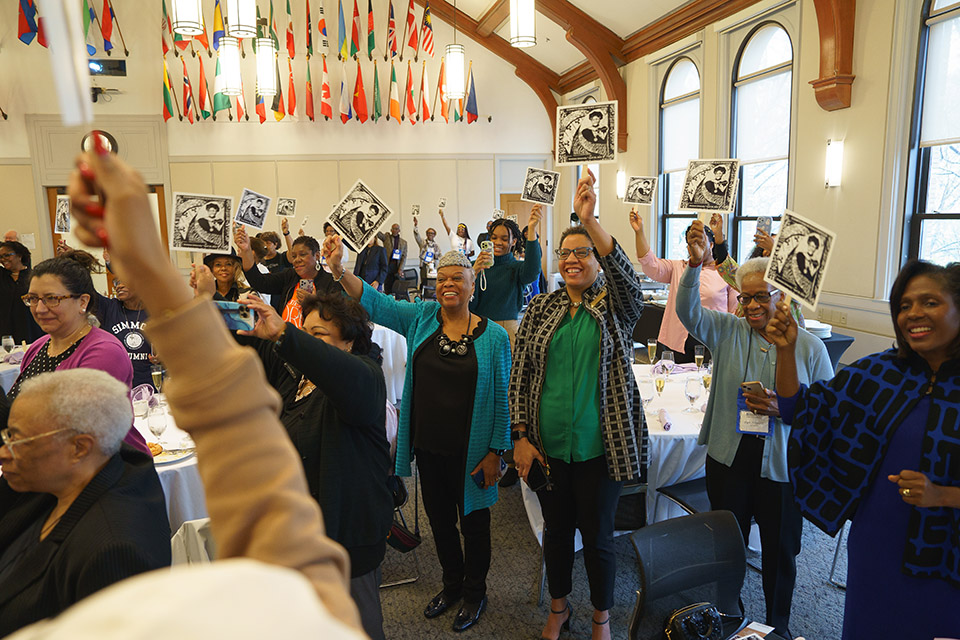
[324,238,511,633]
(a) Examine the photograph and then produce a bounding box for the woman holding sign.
[511,170,646,640]
[675,221,832,638]
[768,260,960,640]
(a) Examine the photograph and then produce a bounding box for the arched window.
[659,57,700,260]
[906,0,960,264]
[730,23,793,261]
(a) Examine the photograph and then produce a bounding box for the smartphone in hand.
[740,381,765,396]
[215,300,255,331]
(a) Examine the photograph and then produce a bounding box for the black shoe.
[452,596,487,632]
[424,590,461,619]
[499,467,519,487]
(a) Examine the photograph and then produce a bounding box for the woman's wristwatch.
[511,429,528,442]
[489,448,506,456]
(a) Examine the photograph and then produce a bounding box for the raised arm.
[629,205,652,261]
[234,225,257,273]
[574,167,613,257]
[281,218,295,256]
[518,205,544,285]
[629,206,675,283]
[439,209,452,236]
[413,217,425,250]
[767,299,800,398]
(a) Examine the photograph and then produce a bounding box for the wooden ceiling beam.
[477,0,510,37]
[809,0,856,110]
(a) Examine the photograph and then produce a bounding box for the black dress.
[0,269,42,344]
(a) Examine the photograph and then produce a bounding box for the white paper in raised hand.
[44,0,93,126]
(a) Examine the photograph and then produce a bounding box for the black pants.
[537,455,623,611]
[705,437,802,635]
[416,449,491,604]
[383,262,401,297]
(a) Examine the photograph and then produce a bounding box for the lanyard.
[741,331,774,385]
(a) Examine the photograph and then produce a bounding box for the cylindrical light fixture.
[509,0,536,48]
[171,0,204,36]
[255,37,278,96]
[225,0,257,38]
[445,44,466,100]
[616,170,627,200]
[220,37,243,96]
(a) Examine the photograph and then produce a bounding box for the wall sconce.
[220,37,243,96]
[255,37,277,96]
[509,0,536,48]
[171,0,205,36]
[616,170,627,199]
[225,0,257,38]
[825,139,844,188]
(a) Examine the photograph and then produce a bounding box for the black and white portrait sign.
[492,209,504,220]
[678,159,741,214]
[412,204,421,216]
[625,176,657,205]
[234,188,271,230]
[521,167,561,206]
[437,197,447,209]
[764,209,836,312]
[54,195,71,234]
[171,193,233,253]
[276,197,297,218]
[556,100,618,167]
[326,180,393,250]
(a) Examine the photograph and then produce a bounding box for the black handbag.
[386,468,421,553]
[663,603,723,640]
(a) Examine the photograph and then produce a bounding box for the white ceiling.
[566,0,691,40]
[494,12,585,75]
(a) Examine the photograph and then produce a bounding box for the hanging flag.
[182,58,196,124]
[350,0,361,59]
[366,0,375,61]
[420,1,434,58]
[305,60,315,120]
[419,62,430,122]
[213,57,232,116]
[99,0,114,52]
[237,79,249,121]
[465,64,478,124]
[305,0,313,56]
[388,60,401,122]
[195,11,211,55]
[213,0,225,50]
[452,96,462,122]
[317,0,329,49]
[372,60,382,122]
[286,0,296,59]
[436,56,448,122]
[404,0,418,55]
[337,0,348,59]
[353,61,368,123]
[386,1,397,59]
[287,57,297,117]
[269,0,280,49]
[256,93,267,123]
[162,59,176,122]
[272,63,286,120]
[339,61,353,122]
[404,60,416,124]
[320,54,333,119]
[83,0,99,56]
[198,58,213,119]
[18,0,39,45]
[161,0,174,55]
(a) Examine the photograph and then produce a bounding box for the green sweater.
[470,240,542,321]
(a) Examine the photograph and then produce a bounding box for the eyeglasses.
[21,294,79,308]
[0,427,74,459]
[555,247,594,260]
[736,290,778,305]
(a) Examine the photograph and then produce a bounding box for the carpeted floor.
[380,477,847,639]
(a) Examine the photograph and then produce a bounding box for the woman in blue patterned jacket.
[768,259,960,640]
[324,238,511,634]
[510,169,647,640]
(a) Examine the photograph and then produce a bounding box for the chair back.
[171,517,217,565]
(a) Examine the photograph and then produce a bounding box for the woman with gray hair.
[675,220,833,637]
[325,239,511,633]
[0,369,170,636]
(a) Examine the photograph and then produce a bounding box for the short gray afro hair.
[17,369,133,457]
[736,257,771,291]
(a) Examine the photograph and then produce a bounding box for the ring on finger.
[903,488,911,497]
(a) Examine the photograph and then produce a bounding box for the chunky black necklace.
[437,314,474,357]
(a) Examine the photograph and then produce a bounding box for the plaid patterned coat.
[509,241,648,482]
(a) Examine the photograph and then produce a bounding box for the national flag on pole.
[182,58,196,124]
[305,0,313,56]
[305,60,315,120]
[452,96,462,122]
[237,79,249,120]
[420,1,434,58]
[272,63,286,120]
[18,0,39,45]
[320,54,333,119]
[372,60,382,122]
[353,61,368,123]
[213,0,225,50]
[286,0,296,58]
[404,60,416,124]
[256,92,267,123]
[161,0,174,55]
[287,57,297,117]
[162,59,176,122]
[195,13,211,54]
[339,62,353,122]
[100,0,114,51]
[350,0,361,59]
[436,57,449,122]
[404,0,418,53]
[317,0,329,49]
[465,64,478,123]
[419,62,430,121]
[366,0,375,60]
[388,60,401,122]
[337,0,348,59]
[386,1,397,58]
[198,58,213,119]
[269,0,280,49]
[83,0,99,56]
[213,57,232,116]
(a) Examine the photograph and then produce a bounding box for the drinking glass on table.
[647,339,658,364]
[638,379,655,409]
[1,336,14,354]
[132,398,149,419]
[694,345,705,370]
[151,364,165,393]
[147,405,167,447]
[684,377,702,413]
[661,351,675,377]
[702,362,713,393]
[654,370,666,398]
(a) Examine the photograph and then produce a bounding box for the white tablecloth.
[372,324,406,404]
[0,361,19,393]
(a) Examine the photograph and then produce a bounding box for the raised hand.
[573,167,597,221]
[526,204,542,242]
[686,220,707,265]
[413,215,418,228]
[755,230,774,255]
[237,294,287,342]
[628,206,643,233]
[765,299,797,348]
[709,214,725,245]
[280,217,289,236]
[191,263,216,298]
[322,234,344,271]
[473,250,493,273]
[234,224,250,253]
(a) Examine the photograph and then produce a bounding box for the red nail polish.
[78,163,95,182]
[92,130,109,156]
[84,202,105,218]
[96,228,110,246]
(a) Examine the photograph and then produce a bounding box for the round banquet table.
[372,324,406,405]
[0,360,19,394]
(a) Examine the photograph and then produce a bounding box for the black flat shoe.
[540,602,573,639]
[452,596,487,632]
[424,590,461,619]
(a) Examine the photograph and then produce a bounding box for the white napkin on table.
[657,408,673,431]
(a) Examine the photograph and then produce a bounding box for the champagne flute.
[661,351,676,377]
[654,371,666,398]
[151,365,164,394]
[647,339,658,364]
[639,379,655,409]
[684,377,702,413]
[702,362,713,393]
[1,336,13,354]
[694,345,705,371]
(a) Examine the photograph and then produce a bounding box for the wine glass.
[132,398,149,419]
[1,336,13,354]
[694,345,705,371]
[702,362,713,394]
[147,405,167,447]
[151,365,164,393]
[661,351,676,377]
[654,371,666,398]
[638,379,655,409]
[684,377,702,413]
[646,339,658,365]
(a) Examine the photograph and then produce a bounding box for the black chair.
[391,268,420,300]
[653,476,710,517]
[627,510,786,640]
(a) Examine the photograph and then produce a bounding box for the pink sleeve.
[638,251,676,284]
[728,286,740,313]
[74,335,135,387]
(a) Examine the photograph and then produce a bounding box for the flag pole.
[240,38,246,58]
[204,64,217,121]
[0,106,7,121]
[383,4,388,61]
[399,3,408,62]
[91,12,110,57]
[413,12,420,63]
[430,56,441,121]
[107,0,130,56]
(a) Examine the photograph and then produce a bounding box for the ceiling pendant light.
[171,0,205,36]
[509,0,536,48]
[256,37,278,96]
[225,0,257,38]
[220,37,243,96]
[445,0,465,99]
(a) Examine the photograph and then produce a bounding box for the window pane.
[735,217,782,263]
[735,71,792,161]
[922,14,960,145]
[924,144,960,213]
[662,98,700,172]
[932,1,960,15]
[919,219,960,264]
[663,58,700,102]
[738,24,792,78]
[666,217,693,261]
[666,171,685,215]
[740,160,788,218]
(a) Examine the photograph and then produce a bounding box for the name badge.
[424,251,435,263]
[392,249,402,260]
[736,388,772,437]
